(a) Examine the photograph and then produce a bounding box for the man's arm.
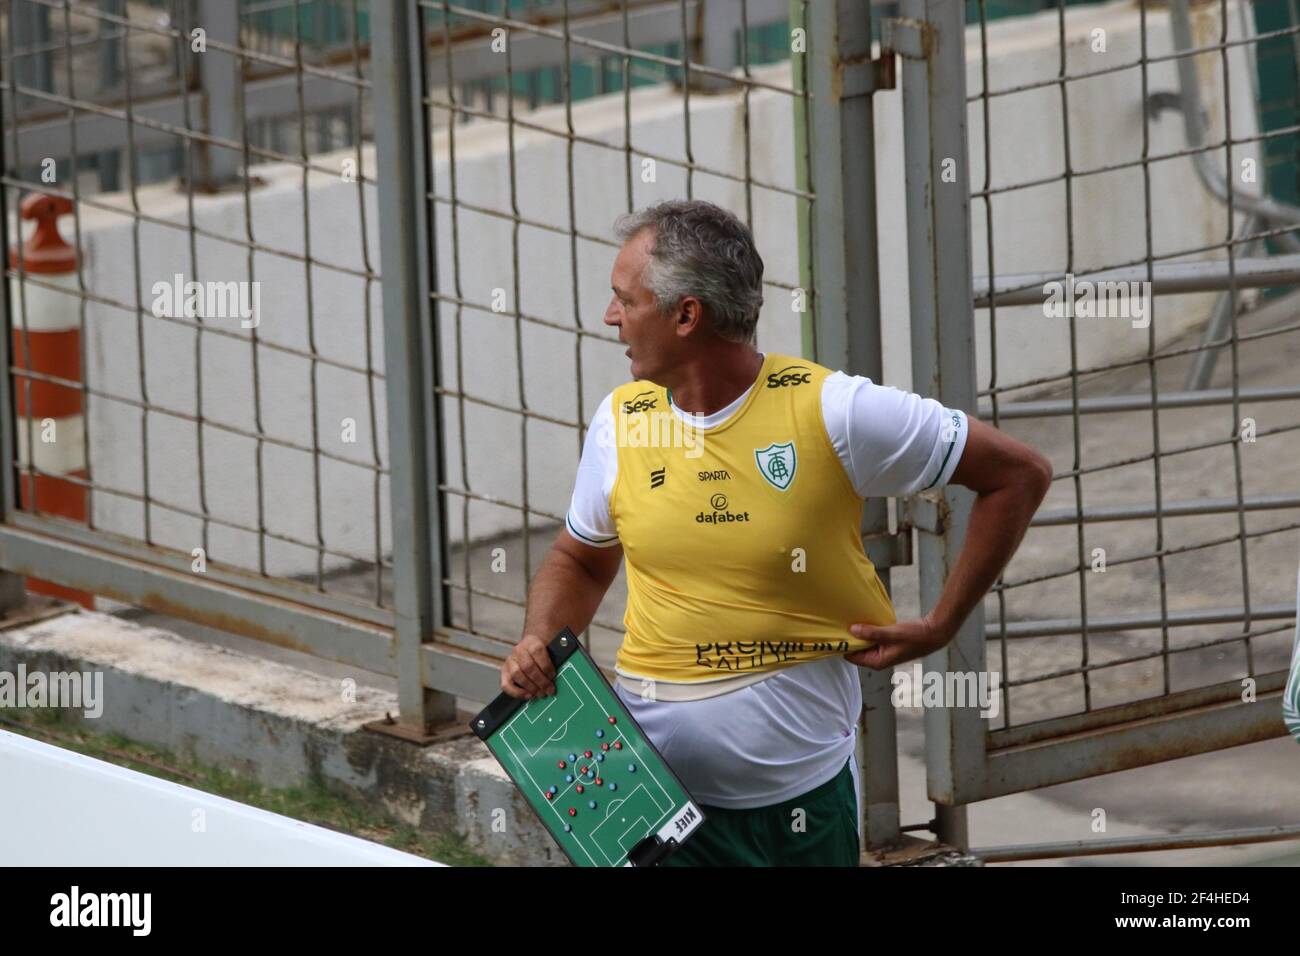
[925,416,1053,643]
[501,529,623,698]
[846,416,1052,669]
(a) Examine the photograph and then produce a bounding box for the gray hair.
[612,199,764,345]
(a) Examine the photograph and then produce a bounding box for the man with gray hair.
[501,198,1052,866]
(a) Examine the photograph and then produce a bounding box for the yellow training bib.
[609,352,893,683]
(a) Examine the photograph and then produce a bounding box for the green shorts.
[663,758,860,867]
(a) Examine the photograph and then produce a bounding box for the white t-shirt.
[566,355,970,810]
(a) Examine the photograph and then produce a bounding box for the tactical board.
[470,628,705,867]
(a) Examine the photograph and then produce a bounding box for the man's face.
[604,228,678,382]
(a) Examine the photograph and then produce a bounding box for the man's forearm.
[926,474,1050,640]
[521,548,610,641]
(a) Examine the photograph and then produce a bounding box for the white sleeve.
[564,392,620,547]
[822,371,969,499]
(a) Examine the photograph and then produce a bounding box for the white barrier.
[0,729,441,866]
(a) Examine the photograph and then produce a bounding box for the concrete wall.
[6,0,1256,581]
[0,610,566,866]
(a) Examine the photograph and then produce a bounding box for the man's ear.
[675,296,705,335]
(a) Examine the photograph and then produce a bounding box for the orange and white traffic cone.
[9,192,93,609]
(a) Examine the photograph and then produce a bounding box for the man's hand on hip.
[843,613,952,670]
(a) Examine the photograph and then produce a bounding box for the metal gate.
[890,0,1300,846]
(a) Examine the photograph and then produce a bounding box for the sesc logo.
[622,390,658,414]
[766,365,812,388]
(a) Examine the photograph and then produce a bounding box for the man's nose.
[603,301,620,326]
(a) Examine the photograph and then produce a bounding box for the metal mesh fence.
[965,0,1300,738]
[0,0,820,703]
[2,0,393,621]
[4,0,375,193]
[413,0,815,669]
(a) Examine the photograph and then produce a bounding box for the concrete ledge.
[0,610,565,866]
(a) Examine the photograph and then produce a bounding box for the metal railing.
[893,0,1300,850]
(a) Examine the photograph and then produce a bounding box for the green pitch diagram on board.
[471,628,705,867]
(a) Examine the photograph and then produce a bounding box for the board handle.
[468,626,582,739]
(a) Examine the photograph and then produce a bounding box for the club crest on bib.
[754,441,797,490]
